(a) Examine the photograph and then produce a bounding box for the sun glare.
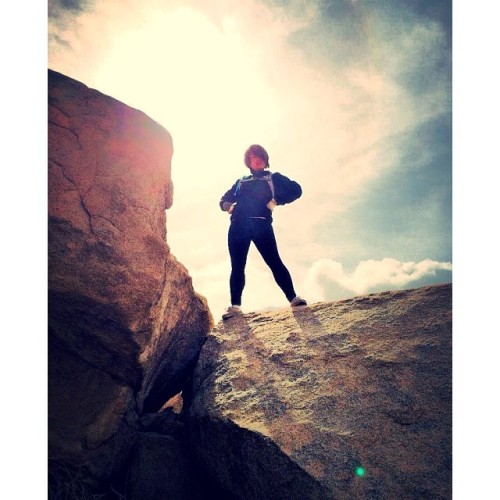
[92,6,280,194]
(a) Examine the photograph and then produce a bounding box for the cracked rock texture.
[188,284,452,499]
[48,69,213,487]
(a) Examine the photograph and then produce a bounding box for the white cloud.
[305,257,452,301]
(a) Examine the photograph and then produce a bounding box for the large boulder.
[48,69,213,487]
[188,284,452,499]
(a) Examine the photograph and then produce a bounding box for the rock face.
[188,284,452,499]
[48,69,213,488]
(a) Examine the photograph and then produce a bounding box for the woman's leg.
[228,222,252,306]
[252,221,297,302]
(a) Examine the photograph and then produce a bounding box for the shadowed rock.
[48,69,213,488]
[188,284,452,499]
[125,431,204,500]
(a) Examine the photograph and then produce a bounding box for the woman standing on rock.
[219,144,307,320]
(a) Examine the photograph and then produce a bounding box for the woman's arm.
[272,172,302,205]
[219,180,239,211]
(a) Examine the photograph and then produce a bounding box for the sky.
[48,0,453,321]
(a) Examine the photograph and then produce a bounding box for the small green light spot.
[355,466,365,477]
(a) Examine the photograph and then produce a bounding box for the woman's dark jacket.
[219,170,302,223]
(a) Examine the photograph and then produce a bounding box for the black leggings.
[228,219,296,305]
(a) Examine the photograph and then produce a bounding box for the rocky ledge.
[188,283,452,499]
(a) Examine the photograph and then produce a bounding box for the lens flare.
[355,466,365,477]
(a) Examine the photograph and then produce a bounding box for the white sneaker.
[222,305,242,320]
[290,296,307,307]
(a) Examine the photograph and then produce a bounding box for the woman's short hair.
[244,144,270,168]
